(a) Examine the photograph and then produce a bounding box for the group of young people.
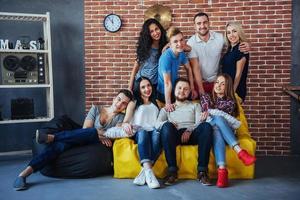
[13,12,255,191]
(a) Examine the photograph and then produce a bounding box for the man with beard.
[188,12,250,94]
[155,78,213,186]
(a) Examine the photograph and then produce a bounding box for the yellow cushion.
[113,135,255,179]
[113,97,256,179]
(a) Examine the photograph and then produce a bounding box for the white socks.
[233,145,242,153]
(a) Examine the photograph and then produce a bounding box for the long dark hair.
[136,18,167,65]
[133,76,158,109]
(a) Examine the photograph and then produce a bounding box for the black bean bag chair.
[31,115,113,178]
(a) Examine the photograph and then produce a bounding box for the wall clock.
[103,13,122,33]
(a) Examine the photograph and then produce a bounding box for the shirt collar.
[195,31,215,43]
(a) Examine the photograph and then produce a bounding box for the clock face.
[103,14,122,33]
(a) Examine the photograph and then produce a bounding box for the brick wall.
[84,0,292,156]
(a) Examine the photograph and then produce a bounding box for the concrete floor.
[1,155,300,200]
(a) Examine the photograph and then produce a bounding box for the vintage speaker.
[11,98,34,119]
[1,53,46,85]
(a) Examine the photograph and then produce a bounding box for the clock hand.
[109,16,114,24]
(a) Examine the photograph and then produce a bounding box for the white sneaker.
[133,168,145,186]
[145,169,160,189]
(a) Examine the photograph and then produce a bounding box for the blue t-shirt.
[136,48,159,85]
[221,43,249,101]
[157,48,188,94]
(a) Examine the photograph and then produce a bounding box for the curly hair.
[136,18,167,65]
[133,76,158,109]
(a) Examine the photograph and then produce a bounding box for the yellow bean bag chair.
[113,96,256,179]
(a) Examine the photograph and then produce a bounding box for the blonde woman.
[221,21,249,102]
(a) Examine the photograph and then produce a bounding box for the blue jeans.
[134,129,161,164]
[29,128,99,171]
[210,116,238,166]
[160,122,213,174]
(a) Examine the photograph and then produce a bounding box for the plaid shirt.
[200,93,235,115]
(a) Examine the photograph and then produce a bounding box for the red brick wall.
[84,0,292,156]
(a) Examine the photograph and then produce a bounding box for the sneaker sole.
[133,181,146,186]
[164,179,177,186]
[148,184,160,189]
[14,186,27,191]
[201,183,213,186]
[199,180,213,186]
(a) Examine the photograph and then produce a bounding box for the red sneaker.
[216,168,228,188]
[238,150,256,166]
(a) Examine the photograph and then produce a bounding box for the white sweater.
[131,103,159,131]
[104,103,159,138]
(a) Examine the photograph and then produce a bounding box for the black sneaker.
[164,173,178,186]
[13,176,28,191]
[35,130,48,144]
[197,171,212,186]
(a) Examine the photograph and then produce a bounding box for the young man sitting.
[156,78,213,186]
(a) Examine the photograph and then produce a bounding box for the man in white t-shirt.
[187,12,249,95]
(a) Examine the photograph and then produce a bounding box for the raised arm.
[189,58,205,95]
[121,101,136,136]
[163,72,174,112]
[183,62,197,99]
[122,101,136,123]
[239,42,250,54]
[128,61,140,91]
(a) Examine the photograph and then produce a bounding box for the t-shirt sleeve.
[159,54,172,74]
[85,105,98,121]
[236,49,249,61]
[180,52,188,65]
[187,38,198,58]
[115,113,125,124]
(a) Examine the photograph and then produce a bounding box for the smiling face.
[139,79,152,100]
[174,80,191,102]
[169,32,185,54]
[149,23,162,42]
[111,93,131,113]
[194,15,210,37]
[214,75,226,98]
[226,25,240,46]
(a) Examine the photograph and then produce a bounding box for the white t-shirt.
[131,103,159,131]
[187,31,224,82]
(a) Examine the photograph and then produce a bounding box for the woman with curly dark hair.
[128,18,168,94]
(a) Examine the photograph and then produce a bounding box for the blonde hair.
[167,26,182,41]
[224,21,247,47]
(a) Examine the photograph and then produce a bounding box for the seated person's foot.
[35,130,49,144]
[145,169,160,189]
[238,149,256,166]
[133,168,146,186]
[216,168,229,188]
[197,171,212,186]
[13,176,28,191]
[164,172,178,186]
